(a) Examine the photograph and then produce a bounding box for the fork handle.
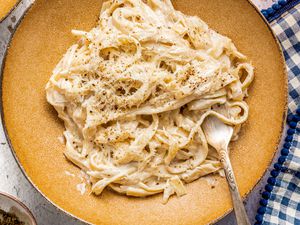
[220,150,251,225]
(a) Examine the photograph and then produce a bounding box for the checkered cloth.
[258,2,300,224]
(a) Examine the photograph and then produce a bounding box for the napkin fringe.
[254,110,300,224]
[261,0,300,22]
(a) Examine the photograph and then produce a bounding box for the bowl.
[0,0,21,22]
[1,0,287,224]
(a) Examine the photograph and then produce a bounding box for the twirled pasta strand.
[46,0,254,203]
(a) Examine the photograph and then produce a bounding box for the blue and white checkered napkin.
[255,1,300,224]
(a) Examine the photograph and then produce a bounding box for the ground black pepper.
[0,209,24,225]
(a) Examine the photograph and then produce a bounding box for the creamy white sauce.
[46,0,254,203]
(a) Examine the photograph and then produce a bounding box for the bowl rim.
[0,0,288,224]
[0,0,23,23]
[0,191,37,225]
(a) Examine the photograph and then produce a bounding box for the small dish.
[0,192,37,225]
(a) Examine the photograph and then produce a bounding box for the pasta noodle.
[46,0,254,203]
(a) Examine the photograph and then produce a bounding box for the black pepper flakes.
[0,209,25,225]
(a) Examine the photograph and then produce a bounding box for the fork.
[202,115,251,225]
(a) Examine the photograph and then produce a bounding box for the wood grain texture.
[2,0,287,224]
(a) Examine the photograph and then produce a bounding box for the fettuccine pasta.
[46,0,254,203]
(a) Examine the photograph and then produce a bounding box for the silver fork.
[203,116,251,225]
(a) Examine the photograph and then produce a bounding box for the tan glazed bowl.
[0,0,21,22]
[1,0,287,224]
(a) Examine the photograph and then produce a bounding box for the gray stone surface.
[0,1,284,224]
